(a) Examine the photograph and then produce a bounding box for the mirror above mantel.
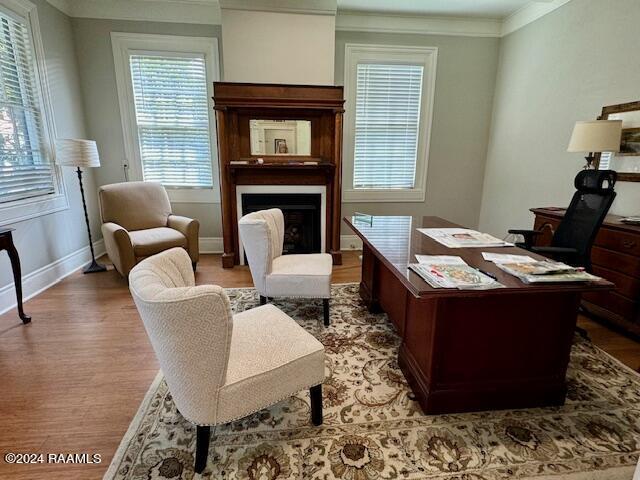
[595,101,640,181]
[249,119,311,156]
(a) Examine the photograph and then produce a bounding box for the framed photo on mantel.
[595,100,640,182]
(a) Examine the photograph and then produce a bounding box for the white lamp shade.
[567,120,622,153]
[55,139,101,167]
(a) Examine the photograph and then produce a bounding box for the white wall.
[221,9,335,85]
[0,0,99,299]
[479,0,640,237]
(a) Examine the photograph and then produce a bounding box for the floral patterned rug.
[105,284,640,480]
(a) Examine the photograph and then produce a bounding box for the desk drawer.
[594,229,640,256]
[592,266,640,300]
[591,246,640,278]
[582,291,638,320]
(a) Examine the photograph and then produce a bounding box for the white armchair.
[129,248,325,474]
[238,208,333,326]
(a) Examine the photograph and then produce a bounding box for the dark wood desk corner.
[0,227,30,324]
[531,207,640,337]
[344,215,613,415]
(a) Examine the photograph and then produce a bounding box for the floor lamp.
[55,139,106,274]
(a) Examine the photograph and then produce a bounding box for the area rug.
[104,283,640,480]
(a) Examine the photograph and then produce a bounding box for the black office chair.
[509,170,617,271]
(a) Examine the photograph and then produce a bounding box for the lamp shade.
[55,139,101,167]
[567,120,622,153]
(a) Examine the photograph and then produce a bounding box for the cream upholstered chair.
[99,181,199,278]
[129,248,325,474]
[238,208,333,326]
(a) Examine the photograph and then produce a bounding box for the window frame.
[111,32,220,203]
[343,43,437,203]
[0,0,68,226]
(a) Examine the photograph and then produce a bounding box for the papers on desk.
[481,252,536,264]
[418,228,513,248]
[409,255,503,290]
[494,261,601,284]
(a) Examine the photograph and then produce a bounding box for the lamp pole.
[76,166,106,273]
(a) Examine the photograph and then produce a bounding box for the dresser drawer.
[582,291,638,319]
[591,246,640,278]
[591,266,640,300]
[594,229,640,256]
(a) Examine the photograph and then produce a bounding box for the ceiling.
[337,0,542,19]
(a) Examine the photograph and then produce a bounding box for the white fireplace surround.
[236,185,327,265]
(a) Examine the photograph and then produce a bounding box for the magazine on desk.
[495,261,601,284]
[418,228,513,248]
[409,255,504,290]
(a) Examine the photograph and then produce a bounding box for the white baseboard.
[199,237,224,254]
[340,235,363,251]
[0,239,105,318]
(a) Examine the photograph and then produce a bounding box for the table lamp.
[55,139,106,274]
[567,120,622,169]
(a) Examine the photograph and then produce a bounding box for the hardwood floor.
[0,250,638,479]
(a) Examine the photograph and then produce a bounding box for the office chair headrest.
[575,169,617,193]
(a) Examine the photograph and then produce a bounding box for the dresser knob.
[622,240,636,249]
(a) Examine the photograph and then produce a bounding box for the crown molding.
[336,10,502,38]
[44,0,572,36]
[219,0,336,16]
[501,0,572,36]
[46,0,221,24]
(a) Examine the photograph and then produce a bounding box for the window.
[343,44,437,202]
[112,33,220,203]
[0,1,65,224]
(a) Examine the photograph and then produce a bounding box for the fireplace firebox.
[241,193,322,254]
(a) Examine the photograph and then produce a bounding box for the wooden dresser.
[531,207,640,336]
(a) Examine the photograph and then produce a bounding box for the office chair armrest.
[508,229,542,249]
[508,229,542,237]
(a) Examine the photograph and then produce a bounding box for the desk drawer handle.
[622,240,637,249]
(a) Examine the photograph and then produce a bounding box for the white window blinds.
[0,11,53,204]
[353,63,424,190]
[129,53,213,188]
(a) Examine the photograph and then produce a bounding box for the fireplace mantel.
[213,82,345,268]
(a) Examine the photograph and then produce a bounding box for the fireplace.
[241,193,322,254]
[236,185,327,265]
[213,82,344,268]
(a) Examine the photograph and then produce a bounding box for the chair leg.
[259,295,267,305]
[192,261,197,272]
[194,425,210,474]
[323,298,330,326]
[310,384,323,426]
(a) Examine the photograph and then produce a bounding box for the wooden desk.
[345,215,613,414]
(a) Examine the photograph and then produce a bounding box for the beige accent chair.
[98,181,199,278]
[129,247,325,474]
[238,208,333,326]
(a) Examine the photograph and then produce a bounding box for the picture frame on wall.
[594,100,640,181]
